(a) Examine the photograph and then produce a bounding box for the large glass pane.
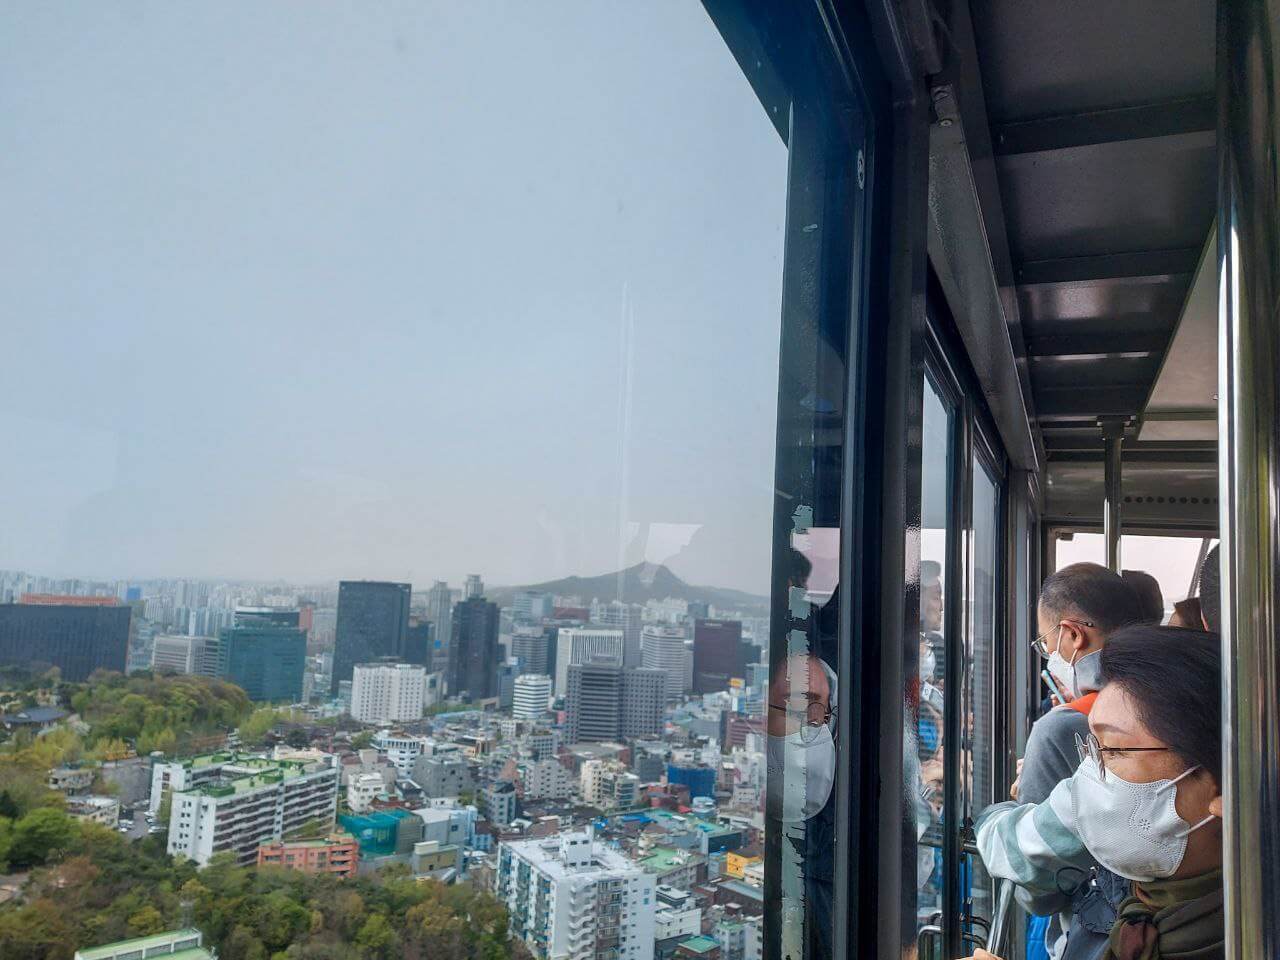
[962,457,1001,927]
[0,5,857,960]
[909,374,953,947]
[1054,533,1218,620]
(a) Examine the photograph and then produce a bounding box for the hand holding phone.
[1041,669,1070,705]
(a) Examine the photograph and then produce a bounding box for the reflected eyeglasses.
[1031,619,1095,659]
[768,699,837,742]
[1074,731,1172,782]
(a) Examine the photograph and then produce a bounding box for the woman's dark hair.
[1099,624,1221,783]
[1121,569,1164,624]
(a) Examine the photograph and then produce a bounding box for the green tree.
[350,731,374,750]
[9,808,77,868]
[127,905,165,937]
[355,913,396,960]
[238,708,280,745]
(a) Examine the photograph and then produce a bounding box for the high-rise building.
[553,627,624,697]
[350,662,427,724]
[512,590,553,623]
[599,601,644,667]
[150,634,220,677]
[405,616,434,670]
[425,581,453,685]
[218,620,306,702]
[164,753,339,866]
[687,601,711,620]
[496,831,656,960]
[565,665,666,744]
[512,674,552,721]
[465,574,484,600]
[510,624,549,675]
[692,619,745,693]
[622,667,666,738]
[449,596,499,701]
[331,582,411,695]
[234,607,300,628]
[0,602,130,681]
[497,659,519,709]
[641,625,690,700]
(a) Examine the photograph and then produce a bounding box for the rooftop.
[174,754,331,798]
[641,847,698,872]
[678,935,721,955]
[76,930,204,960]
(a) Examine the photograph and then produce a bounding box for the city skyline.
[1,2,787,597]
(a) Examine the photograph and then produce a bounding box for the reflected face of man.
[767,653,832,738]
[922,581,943,632]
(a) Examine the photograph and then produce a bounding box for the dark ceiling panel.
[970,0,1215,122]
[996,134,1215,262]
[1016,277,1190,337]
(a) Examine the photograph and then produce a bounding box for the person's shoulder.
[1028,706,1089,751]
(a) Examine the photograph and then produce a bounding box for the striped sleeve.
[975,778,1095,915]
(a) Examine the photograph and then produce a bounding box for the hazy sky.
[2,2,788,593]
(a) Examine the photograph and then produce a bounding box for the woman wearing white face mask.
[972,626,1224,960]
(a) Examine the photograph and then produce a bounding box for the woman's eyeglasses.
[1030,618,1095,659]
[1074,731,1171,782]
[768,698,837,742]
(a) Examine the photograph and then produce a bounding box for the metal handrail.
[986,879,1016,955]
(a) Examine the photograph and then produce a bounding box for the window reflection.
[908,375,953,955]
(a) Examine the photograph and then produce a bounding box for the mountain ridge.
[486,562,768,612]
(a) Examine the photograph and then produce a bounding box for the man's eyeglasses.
[1030,618,1095,659]
[1074,731,1171,782]
[768,699,837,742]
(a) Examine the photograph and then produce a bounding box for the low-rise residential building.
[412,754,475,798]
[495,830,656,960]
[165,753,339,866]
[347,772,384,813]
[371,731,431,779]
[49,766,94,794]
[653,885,701,940]
[484,780,517,826]
[66,795,119,826]
[414,801,478,849]
[257,832,358,878]
[519,758,574,800]
[411,839,462,879]
[580,759,640,811]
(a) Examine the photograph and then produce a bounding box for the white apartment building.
[496,830,655,960]
[653,886,701,941]
[640,625,690,700]
[350,663,427,724]
[512,674,552,720]
[347,771,384,812]
[164,753,338,866]
[371,730,430,779]
[554,628,624,696]
[579,758,640,810]
[519,758,574,800]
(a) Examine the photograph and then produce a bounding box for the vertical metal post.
[1218,3,1280,958]
[1100,420,1124,572]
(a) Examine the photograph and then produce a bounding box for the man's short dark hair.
[1100,624,1222,784]
[1199,544,1221,633]
[1038,562,1144,635]
[1121,569,1164,624]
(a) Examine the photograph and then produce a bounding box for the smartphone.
[1041,669,1068,704]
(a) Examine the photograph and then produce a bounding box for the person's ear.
[1209,794,1224,818]
[1059,620,1089,656]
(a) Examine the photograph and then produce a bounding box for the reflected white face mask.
[1067,755,1217,881]
[920,643,937,683]
[767,724,836,823]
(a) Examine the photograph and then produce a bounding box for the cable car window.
[962,454,1001,927]
[911,372,954,940]
[0,5,867,959]
[1053,534,1218,620]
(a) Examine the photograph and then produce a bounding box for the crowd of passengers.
[963,547,1225,960]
